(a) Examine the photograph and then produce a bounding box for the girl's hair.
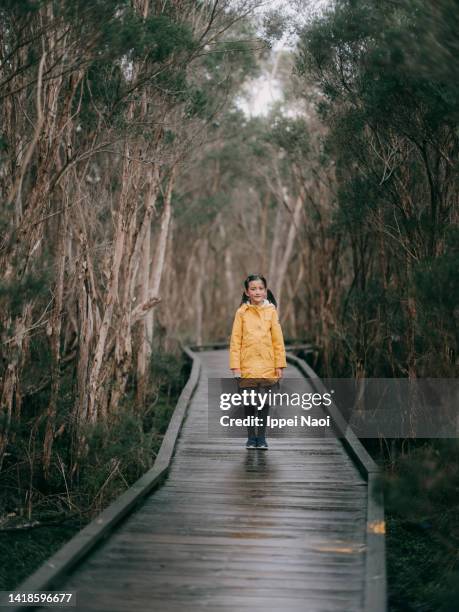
[240,274,277,307]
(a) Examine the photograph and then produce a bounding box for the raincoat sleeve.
[271,308,287,368]
[229,309,243,369]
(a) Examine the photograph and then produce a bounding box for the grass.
[0,524,82,589]
[363,439,459,612]
[386,512,459,612]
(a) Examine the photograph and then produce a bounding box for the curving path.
[38,349,369,611]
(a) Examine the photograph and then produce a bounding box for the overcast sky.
[237,0,331,116]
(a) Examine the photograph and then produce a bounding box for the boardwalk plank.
[39,349,368,612]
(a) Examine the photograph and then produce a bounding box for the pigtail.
[240,292,250,306]
[266,288,277,308]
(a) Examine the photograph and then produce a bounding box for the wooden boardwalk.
[38,349,370,611]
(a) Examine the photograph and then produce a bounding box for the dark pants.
[243,383,278,440]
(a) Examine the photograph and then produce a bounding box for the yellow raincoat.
[229,301,286,385]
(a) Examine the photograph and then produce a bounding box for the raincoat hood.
[240,299,274,310]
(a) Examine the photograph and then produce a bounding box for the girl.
[229,274,287,450]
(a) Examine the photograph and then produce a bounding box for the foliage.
[381,439,459,612]
[295,0,458,377]
[268,116,310,158]
[0,525,81,590]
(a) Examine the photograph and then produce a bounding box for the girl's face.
[245,280,266,305]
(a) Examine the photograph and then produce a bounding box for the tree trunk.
[274,190,304,312]
[42,200,67,478]
[86,137,134,424]
[136,164,177,401]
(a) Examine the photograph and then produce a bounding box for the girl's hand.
[275,368,283,379]
[231,369,241,378]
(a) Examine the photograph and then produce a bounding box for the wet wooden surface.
[48,350,367,611]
